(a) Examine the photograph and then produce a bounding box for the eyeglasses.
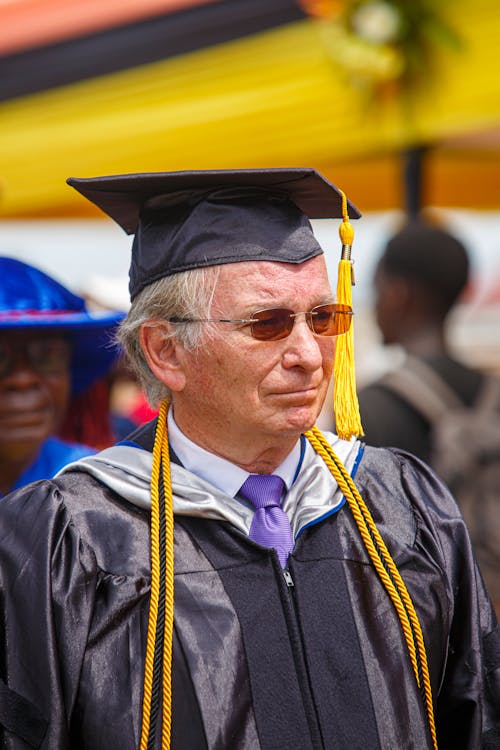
[168,303,353,341]
[0,336,71,379]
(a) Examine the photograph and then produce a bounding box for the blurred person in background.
[0,257,124,497]
[106,356,157,439]
[358,220,478,458]
[358,220,500,611]
[81,273,159,436]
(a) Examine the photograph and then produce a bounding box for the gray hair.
[116,266,220,406]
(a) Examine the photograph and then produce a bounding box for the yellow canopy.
[1,0,500,218]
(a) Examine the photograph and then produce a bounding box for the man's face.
[0,330,71,463]
[172,255,336,462]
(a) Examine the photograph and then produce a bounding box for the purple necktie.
[239,474,294,568]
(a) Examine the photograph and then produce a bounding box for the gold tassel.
[333,191,364,440]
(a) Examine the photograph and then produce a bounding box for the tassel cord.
[334,189,363,440]
[140,401,174,750]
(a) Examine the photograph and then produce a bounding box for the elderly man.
[0,169,498,750]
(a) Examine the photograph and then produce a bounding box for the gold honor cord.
[140,400,174,750]
[142,407,437,750]
[305,426,437,750]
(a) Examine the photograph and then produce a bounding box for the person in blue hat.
[0,257,124,497]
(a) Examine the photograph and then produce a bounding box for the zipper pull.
[283,569,294,588]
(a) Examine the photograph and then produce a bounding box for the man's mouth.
[273,385,319,401]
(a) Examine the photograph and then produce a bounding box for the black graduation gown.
[0,441,499,749]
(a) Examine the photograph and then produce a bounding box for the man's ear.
[139,321,186,392]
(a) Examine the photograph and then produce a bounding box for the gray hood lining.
[58,433,360,538]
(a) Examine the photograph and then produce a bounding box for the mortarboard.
[67,168,361,300]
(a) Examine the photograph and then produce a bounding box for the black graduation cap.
[67,168,361,300]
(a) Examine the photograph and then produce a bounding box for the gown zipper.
[283,569,294,588]
[278,560,325,750]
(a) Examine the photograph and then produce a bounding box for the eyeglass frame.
[166,302,353,341]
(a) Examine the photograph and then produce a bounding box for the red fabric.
[129,393,159,425]
[59,378,115,449]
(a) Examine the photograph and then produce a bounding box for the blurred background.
[1,0,500,411]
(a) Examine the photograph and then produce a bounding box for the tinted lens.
[250,308,294,341]
[310,304,352,336]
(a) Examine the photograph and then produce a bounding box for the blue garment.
[4,437,96,497]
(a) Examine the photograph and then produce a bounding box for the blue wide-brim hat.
[0,257,126,396]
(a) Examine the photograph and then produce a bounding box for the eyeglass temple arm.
[166,316,252,324]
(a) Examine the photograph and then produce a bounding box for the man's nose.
[281,315,324,370]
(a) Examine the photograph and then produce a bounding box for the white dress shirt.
[167,408,301,500]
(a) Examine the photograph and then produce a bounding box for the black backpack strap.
[474,375,500,413]
[0,677,47,748]
[379,355,464,425]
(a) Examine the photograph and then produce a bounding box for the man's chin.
[279,405,322,436]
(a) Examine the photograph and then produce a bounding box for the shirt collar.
[167,408,301,497]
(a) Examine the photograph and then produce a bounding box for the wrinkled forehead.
[212,255,333,311]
